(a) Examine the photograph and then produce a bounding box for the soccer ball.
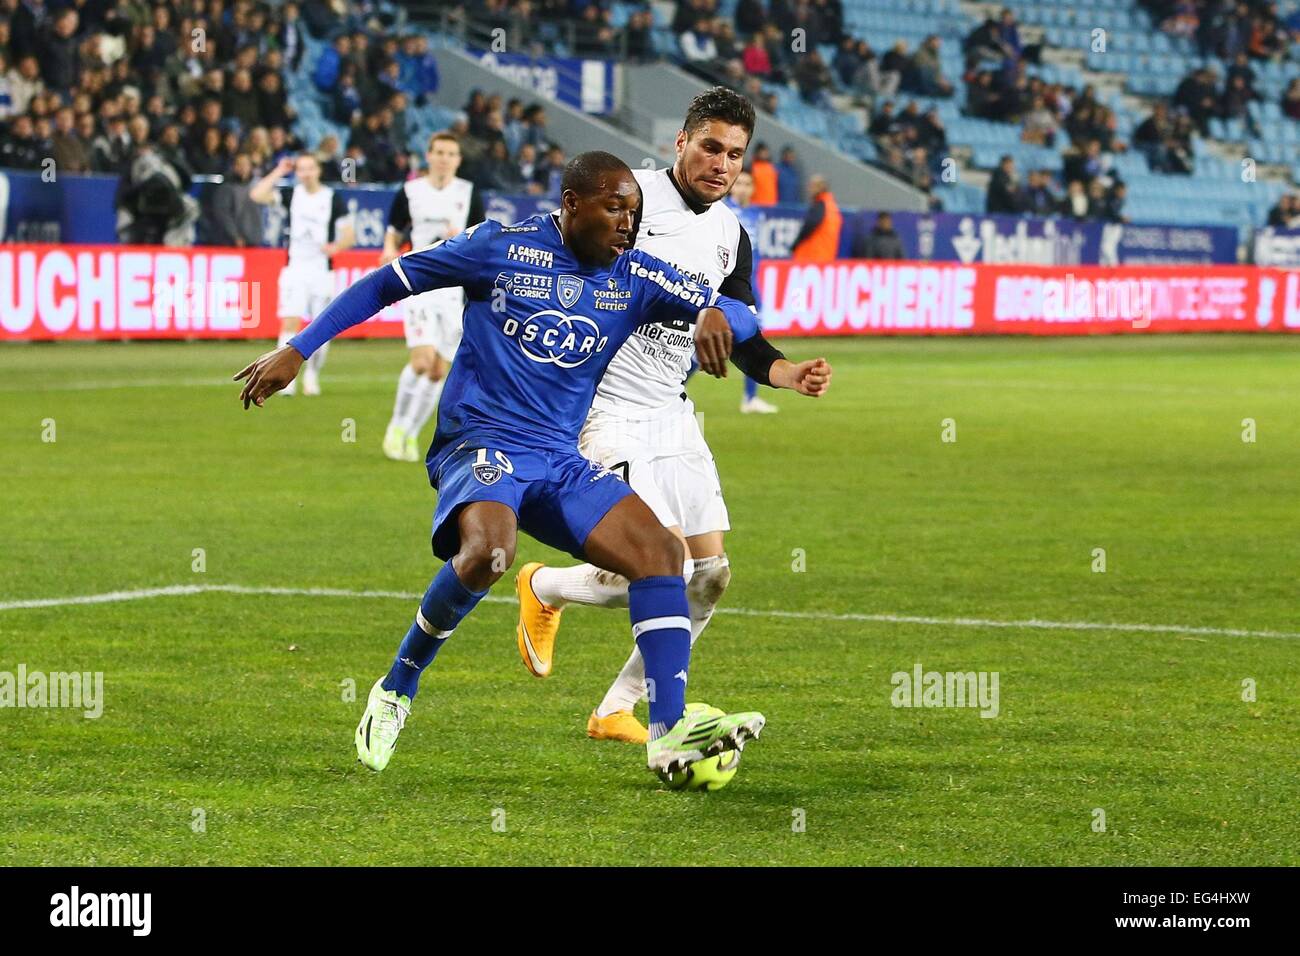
[657,703,743,792]
[658,749,742,791]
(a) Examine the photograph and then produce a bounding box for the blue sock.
[382,561,487,700]
[744,376,758,401]
[629,576,691,738]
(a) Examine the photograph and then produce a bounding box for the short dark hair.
[561,150,633,197]
[683,87,756,141]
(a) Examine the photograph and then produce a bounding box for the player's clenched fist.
[772,357,832,398]
[233,345,305,408]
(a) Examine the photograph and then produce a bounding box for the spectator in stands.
[1063,139,1106,187]
[116,138,199,246]
[1220,73,1258,135]
[1134,102,1174,171]
[626,9,653,61]
[986,154,1020,214]
[963,15,1012,65]
[1098,180,1127,223]
[736,0,768,38]
[908,35,953,98]
[0,53,15,121]
[681,16,718,66]
[743,32,771,79]
[314,32,350,93]
[1266,193,1299,227]
[397,34,439,104]
[1283,79,1300,121]
[881,39,910,92]
[258,69,295,130]
[50,104,89,172]
[1160,0,1199,38]
[852,211,904,260]
[208,153,263,247]
[8,53,42,116]
[966,70,1007,121]
[277,2,306,72]
[191,125,229,176]
[156,122,195,189]
[791,174,842,262]
[762,22,791,84]
[1058,179,1092,220]
[776,145,802,204]
[1174,66,1219,135]
[1226,50,1255,94]
[794,48,834,108]
[0,110,41,167]
[1021,95,1057,147]
[533,142,564,195]
[38,7,78,94]
[749,141,778,205]
[224,68,262,130]
[1018,168,1056,217]
[91,112,131,173]
[332,63,362,124]
[316,133,343,181]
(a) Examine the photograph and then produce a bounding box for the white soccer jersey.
[589,167,754,420]
[386,175,482,250]
[280,183,350,272]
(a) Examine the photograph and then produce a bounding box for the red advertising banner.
[0,245,407,342]
[756,259,1300,335]
[4,245,1300,341]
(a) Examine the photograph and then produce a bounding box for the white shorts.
[277,267,333,320]
[579,417,730,538]
[404,287,464,359]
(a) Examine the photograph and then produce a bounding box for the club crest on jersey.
[557,275,584,309]
[473,462,502,485]
[717,245,729,269]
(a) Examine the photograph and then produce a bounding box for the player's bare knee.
[629,529,684,579]
[454,538,513,589]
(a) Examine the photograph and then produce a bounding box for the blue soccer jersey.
[292,212,758,467]
[288,211,760,559]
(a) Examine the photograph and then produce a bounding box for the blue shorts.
[429,441,635,561]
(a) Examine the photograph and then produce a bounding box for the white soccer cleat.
[402,433,422,462]
[355,679,411,772]
[740,396,778,414]
[301,365,321,396]
[382,424,407,461]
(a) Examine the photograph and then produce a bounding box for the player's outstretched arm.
[729,329,833,397]
[232,264,409,409]
[769,356,833,397]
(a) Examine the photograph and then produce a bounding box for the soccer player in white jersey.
[379,132,485,462]
[250,152,355,396]
[514,88,833,743]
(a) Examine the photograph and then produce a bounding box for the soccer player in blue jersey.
[234,152,826,779]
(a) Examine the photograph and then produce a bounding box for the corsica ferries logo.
[502,310,609,368]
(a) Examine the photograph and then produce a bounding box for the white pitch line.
[1,583,1297,641]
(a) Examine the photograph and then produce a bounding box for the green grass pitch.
[1,334,1297,866]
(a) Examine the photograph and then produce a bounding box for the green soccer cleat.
[646,703,765,776]
[382,424,408,461]
[402,433,422,463]
[355,679,411,772]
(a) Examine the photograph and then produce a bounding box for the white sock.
[531,563,630,609]
[400,375,444,436]
[597,644,646,717]
[388,364,420,432]
[306,340,329,375]
[686,554,730,641]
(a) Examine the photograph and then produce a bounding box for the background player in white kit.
[379,133,484,462]
[514,89,833,742]
[250,153,355,396]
